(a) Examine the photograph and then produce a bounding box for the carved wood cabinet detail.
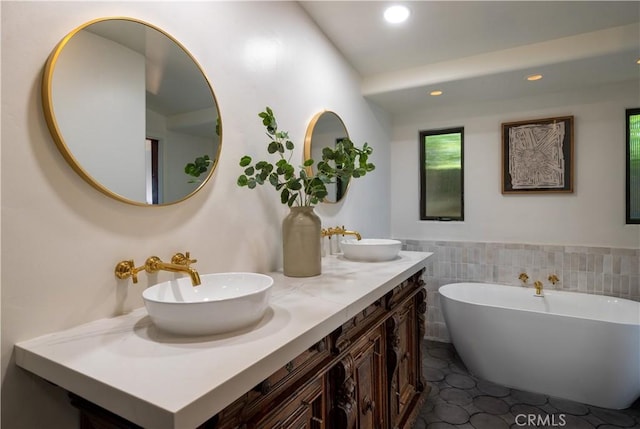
[71,270,428,429]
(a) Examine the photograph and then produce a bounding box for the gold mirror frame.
[303,111,351,204]
[42,17,222,206]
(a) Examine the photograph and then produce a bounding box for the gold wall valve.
[171,252,197,266]
[548,274,560,285]
[114,260,144,283]
[518,273,529,284]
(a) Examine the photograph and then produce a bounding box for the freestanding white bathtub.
[439,282,640,409]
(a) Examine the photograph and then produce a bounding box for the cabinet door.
[354,329,384,429]
[397,300,416,415]
[387,290,426,429]
[329,326,385,429]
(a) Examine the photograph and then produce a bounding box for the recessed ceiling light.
[636,58,640,65]
[526,74,543,81]
[430,90,443,96]
[384,5,410,24]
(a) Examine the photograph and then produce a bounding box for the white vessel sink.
[142,272,273,336]
[341,239,402,262]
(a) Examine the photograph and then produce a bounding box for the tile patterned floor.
[412,340,640,429]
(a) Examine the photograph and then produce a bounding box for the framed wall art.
[501,116,574,194]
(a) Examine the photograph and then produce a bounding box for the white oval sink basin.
[341,238,402,262]
[142,272,273,336]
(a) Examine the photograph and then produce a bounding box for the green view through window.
[419,128,464,221]
[627,108,640,224]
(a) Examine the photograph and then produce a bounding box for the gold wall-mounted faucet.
[548,274,560,286]
[144,253,201,286]
[321,225,362,240]
[518,272,529,285]
[534,280,544,296]
[115,251,201,286]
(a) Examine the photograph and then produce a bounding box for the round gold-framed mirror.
[303,111,350,203]
[42,17,222,206]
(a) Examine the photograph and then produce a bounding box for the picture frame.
[501,116,574,194]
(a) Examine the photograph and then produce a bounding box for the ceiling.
[299,1,640,115]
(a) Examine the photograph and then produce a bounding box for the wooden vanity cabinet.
[70,270,427,429]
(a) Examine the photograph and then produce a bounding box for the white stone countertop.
[15,251,432,429]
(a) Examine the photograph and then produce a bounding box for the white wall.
[0,2,391,428]
[391,82,640,249]
[54,30,147,202]
[162,129,214,203]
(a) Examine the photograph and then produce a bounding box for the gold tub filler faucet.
[519,272,544,297]
[115,251,201,286]
[533,280,544,297]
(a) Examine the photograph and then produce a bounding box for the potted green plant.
[238,107,375,277]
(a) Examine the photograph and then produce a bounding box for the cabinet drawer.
[331,298,386,355]
[385,271,424,311]
[217,337,330,426]
[250,377,324,429]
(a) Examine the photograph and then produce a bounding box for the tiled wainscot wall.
[401,240,640,342]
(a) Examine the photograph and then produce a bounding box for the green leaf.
[269,173,279,186]
[287,179,302,191]
[239,156,252,167]
[237,175,248,186]
[322,147,334,159]
[185,163,197,175]
[248,178,256,189]
[285,140,294,150]
[303,159,314,167]
[281,188,290,204]
[287,194,298,206]
[268,141,279,154]
[244,166,255,176]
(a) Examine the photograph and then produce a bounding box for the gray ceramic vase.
[282,206,321,277]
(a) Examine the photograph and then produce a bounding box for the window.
[419,128,464,221]
[627,108,640,224]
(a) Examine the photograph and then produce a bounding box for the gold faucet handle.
[518,272,529,284]
[548,274,560,285]
[144,256,162,273]
[114,260,144,283]
[171,252,197,266]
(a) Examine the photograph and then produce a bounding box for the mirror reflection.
[304,111,350,203]
[43,17,221,205]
